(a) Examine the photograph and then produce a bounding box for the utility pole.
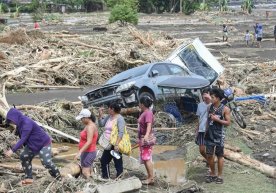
[180,0,183,13]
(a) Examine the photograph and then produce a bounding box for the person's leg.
[140,146,154,184]
[216,146,224,176]
[144,160,154,181]
[100,150,112,179]
[113,153,123,178]
[205,145,217,183]
[20,146,35,181]
[39,145,61,179]
[80,151,97,179]
[197,133,207,160]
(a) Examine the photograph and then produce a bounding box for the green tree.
[109,3,138,25]
[107,0,138,25]
[182,0,200,15]
[241,0,253,14]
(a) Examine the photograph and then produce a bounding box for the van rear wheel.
[139,92,155,102]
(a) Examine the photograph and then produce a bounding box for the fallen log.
[224,144,241,152]
[60,162,81,178]
[224,149,276,179]
[121,107,140,115]
[0,163,44,172]
[204,42,231,47]
[37,123,79,143]
[96,177,142,193]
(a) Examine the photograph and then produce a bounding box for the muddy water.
[51,144,186,185]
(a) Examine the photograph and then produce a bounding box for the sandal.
[215,177,224,184]
[142,179,154,185]
[205,175,217,183]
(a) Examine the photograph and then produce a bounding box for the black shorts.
[257,37,262,41]
[206,145,224,157]
[195,132,205,146]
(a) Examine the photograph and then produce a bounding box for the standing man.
[222,24,228,42]
[195,89,211,165]
[204,88,231,184]
[274,25,276,44]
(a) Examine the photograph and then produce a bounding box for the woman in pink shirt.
[138,96,155,185]
[75,109,98,179]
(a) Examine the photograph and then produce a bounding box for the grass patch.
[78,50,95,57]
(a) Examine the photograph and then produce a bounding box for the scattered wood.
[64,39,114,54]
[224,149,276,179]
[25,85,83,90]
[16,105,50,111]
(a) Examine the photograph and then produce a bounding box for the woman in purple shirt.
[138,96,155,185]
[5,108,61,185]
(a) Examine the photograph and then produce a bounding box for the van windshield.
[179,45,217,83]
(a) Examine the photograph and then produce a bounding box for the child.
[245,30,250,46]
[34,21,40,29]
[222,24,228,42]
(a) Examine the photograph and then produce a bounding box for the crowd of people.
[222,23,276,47]
[4,96,156,186]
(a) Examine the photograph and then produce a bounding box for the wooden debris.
[224,149,276,179]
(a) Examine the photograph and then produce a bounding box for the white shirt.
[196,102,210,132]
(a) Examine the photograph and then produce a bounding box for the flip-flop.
[215,177,224,184]
[142,179,154,185]
[205,175,217,183]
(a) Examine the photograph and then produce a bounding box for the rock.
[262,153,269,157]
[96,177,142,193]
[270,127,276,133]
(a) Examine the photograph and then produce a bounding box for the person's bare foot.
[20,179,33,186]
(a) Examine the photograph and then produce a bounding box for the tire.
[229,102,247,128]
[139,91,155,101]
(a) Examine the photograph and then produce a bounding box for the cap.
[76,109,91,120]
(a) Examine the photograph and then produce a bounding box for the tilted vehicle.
[79,38,224,108]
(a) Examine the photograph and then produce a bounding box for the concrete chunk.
[96,177,142,193]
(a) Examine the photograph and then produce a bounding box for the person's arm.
[5,122,33,157]
[143,112,153,141]
[114,116,125,151]
[211,106,231,126]
[98,108,109,127]
[75,125,95,160]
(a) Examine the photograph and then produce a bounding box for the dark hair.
[139,96,153,108]
[246,29,249,33]
[210,88,225,100]
[109,102,121,113]
[202,87,211,94]
[89,113,96,123]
